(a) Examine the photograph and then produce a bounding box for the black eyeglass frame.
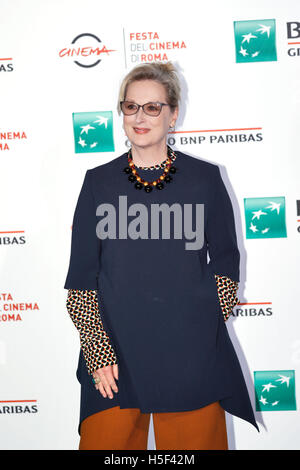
[120,101,170,116]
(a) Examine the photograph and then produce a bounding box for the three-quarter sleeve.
[64,169,100,290]
[66,289,118,374]
[64,170,118,373]
[206,166,240,282]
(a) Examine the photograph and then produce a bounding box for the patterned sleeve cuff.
[214,274,239,321]
[66,289,118,374]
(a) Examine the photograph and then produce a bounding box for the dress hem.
[78,394,259,435]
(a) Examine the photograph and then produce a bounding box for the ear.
[171,106,179,125]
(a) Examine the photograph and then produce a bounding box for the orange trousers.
[79,401,228,450]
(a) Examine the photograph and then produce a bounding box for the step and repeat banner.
[0,0,299,450]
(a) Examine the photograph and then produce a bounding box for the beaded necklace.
[122,145,178,193]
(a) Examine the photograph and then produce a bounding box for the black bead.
[123,166,132,174]
[164,175,172,183]
[169,166,177,174]
[128,174,137,182]
[156,182,164,190]
[134,182,143,190]
[144,185,153,193]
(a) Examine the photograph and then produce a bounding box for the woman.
[64,61,259,450]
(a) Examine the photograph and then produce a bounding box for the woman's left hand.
[93,363,119,399]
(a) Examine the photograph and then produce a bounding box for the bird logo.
[234,19,277,63]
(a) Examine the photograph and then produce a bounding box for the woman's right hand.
[92,363,119,399]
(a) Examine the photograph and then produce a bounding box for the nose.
[135,106,146,122]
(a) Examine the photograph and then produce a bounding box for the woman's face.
[122,79,178,152]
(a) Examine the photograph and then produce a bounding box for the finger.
[98,382,107,398]
[96,366,118,392]
[94,375,106,398]
[95,371,115,398]
[113,363,119,381]
[93,366,118,397]
[103,368,118,392]
[92,372,107,394]
[101,375,118,397]
[95,381,108,399]
[93,374,106,395]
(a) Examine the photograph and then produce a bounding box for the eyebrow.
[124,100,160,104]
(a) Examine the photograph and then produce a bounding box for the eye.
[145,103,160,112]
[125,102,137,110]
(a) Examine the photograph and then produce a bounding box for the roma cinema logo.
[125,31,187,65]
[0,292,39,322]
[59,33,116,68]
[0,131,27,151]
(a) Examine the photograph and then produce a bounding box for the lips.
[133,127,150,134]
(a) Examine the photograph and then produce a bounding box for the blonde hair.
[117,61,181,114]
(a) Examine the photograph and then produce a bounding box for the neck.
[130,141,168,167]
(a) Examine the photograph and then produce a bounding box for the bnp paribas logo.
[244,197,287,239]
[234,19,277,63]
[73,111,114,153]
[254,370,296,411]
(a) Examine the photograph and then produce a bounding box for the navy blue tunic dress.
[64,149,259,433]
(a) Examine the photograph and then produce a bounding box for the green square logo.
[234,19,277,63]
[254,370,296,411]
[244,197,287,239]
[73,111,115,153]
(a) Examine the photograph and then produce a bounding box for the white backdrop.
[0,0,299,450]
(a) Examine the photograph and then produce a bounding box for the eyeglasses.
[120,101,170,117]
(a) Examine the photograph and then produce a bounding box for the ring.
[92,376,101,384]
